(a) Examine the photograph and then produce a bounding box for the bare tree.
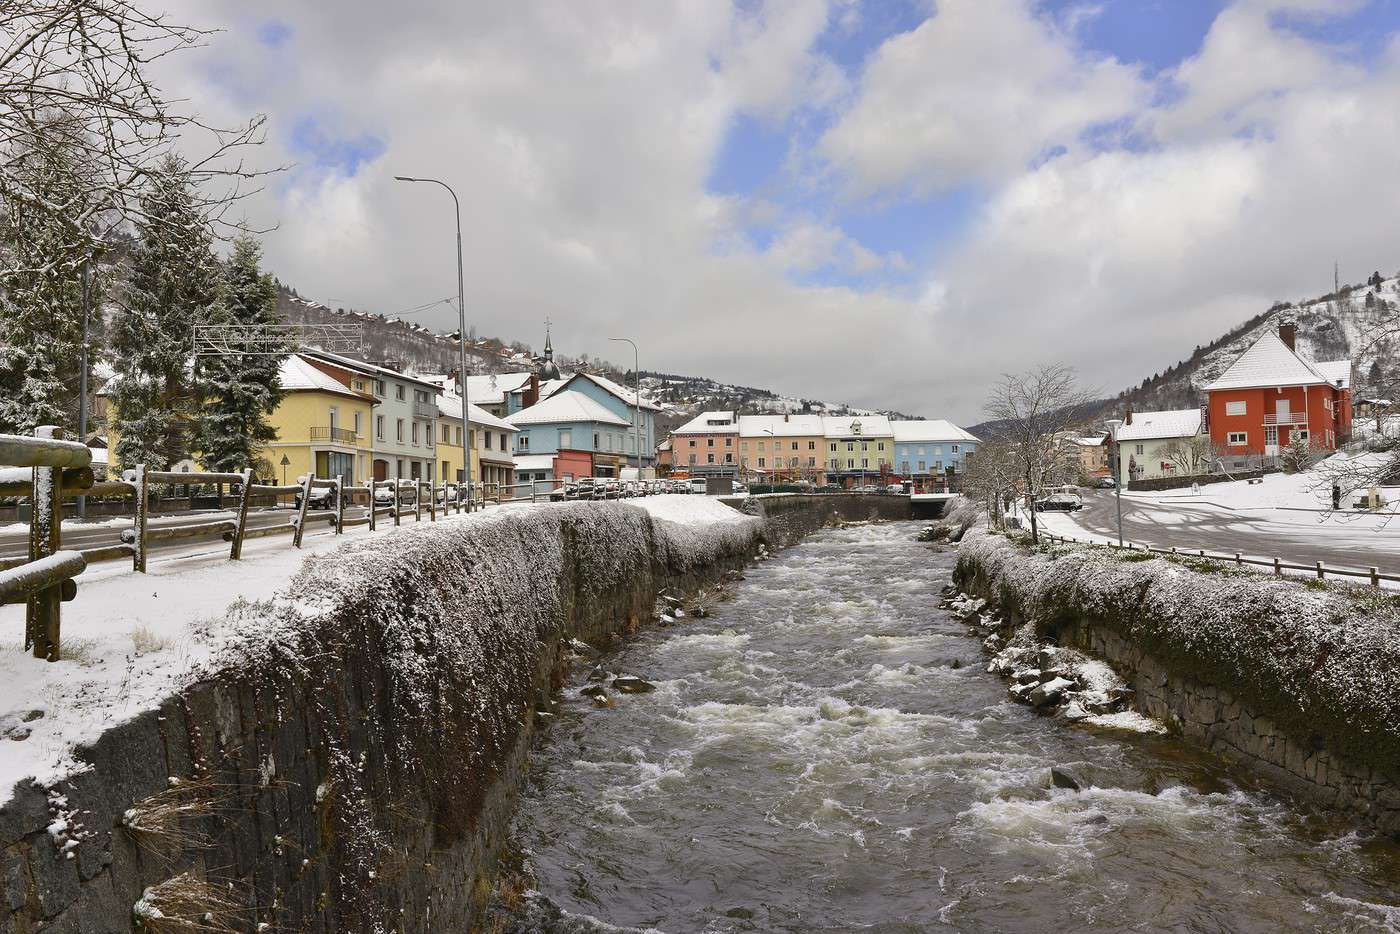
[1162,433,1220,477]
[1,0,275,274]
[984,364,1096,543]
[962,438,1018,529]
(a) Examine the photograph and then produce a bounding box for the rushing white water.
[506,522,1400,933]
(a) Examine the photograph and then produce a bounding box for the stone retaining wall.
[956,532,1400,835]
[1,495,900,933]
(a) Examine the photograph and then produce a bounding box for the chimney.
[1125,406,1133,426]
[1280,321,1297,352]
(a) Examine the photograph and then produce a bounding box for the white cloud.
[148,0,1400,425]
[819,0,1147,196]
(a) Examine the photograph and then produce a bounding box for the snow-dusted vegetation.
[956,528,1400,775]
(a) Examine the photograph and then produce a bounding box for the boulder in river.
[1028,676,1074,708]
[611,675,657,694]
[1049,766,1085,791]
[578,684,611,706]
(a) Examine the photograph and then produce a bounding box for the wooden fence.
[1041,531,1399,588]
[1,428,480,662]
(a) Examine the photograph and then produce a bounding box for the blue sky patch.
[256,20,293,49]
[288,115,386,177]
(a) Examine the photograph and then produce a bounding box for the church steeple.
[539,319,561,380]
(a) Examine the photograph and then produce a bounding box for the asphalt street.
[1070,490,1400,577]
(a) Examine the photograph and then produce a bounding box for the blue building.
[890,420,979,485]
[536,371,661,470]
[505,389,633,480]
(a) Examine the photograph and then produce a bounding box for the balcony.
[310,426,358,444]
[412,400,437,418]
[1262,411,1308,426]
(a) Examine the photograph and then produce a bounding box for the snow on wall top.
[0,500,760,806]
[958,528,1400,774]
[674,410,738,434]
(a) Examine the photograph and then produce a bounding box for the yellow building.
[263,354,377,486]
[435,392,519,491]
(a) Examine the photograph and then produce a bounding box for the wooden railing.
[1041,532,1398,588]
[2,425,482,662]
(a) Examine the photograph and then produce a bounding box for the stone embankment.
[0,494,887,933]
[953,528,1400,833]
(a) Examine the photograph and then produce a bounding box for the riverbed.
[506,521,1400,933]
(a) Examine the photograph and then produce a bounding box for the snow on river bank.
[0,496,750,806]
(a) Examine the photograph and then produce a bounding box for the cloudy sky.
[163,0,1400,422]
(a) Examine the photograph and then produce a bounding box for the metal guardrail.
[1041,532,1398,588]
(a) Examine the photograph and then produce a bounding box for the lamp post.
[1105,418,1124,546]
[394,175,472,511]
[762,427,775,483]
[608,337,641,478]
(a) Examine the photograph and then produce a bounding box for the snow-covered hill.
[1110,271,1396,416]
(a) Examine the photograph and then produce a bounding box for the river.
[505,521,1400,933]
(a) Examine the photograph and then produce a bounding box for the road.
[1066,490,1400,577]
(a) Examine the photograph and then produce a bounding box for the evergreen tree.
[109,159,218,470]
[0,133,102,435]
[195,236,287,476]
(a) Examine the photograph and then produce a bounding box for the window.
[917,446,925,456]
[689,439,697,447]
[725,437,732,447]
[1228,431,1248,445]
[861,442,868,452]
[1226,400,1246,416]
[707,453,715,464]
[877,442,885,452]
[789,458,798,468]
[595,433,601,449]
[396,419,404,442]
[917,460,926,472]
[353,412,362,436]
[376,415,384,440]
[791,441,798,451]
[688,454,697,465]
[741,442,749,452]
[1135,444,1144,456]
[808,441,815,450]
[518,434,529,451]
[395,385,405,401]
[426,426,433,448]
[758,457,766,467]
[725,453,733,463]
[354,380,365,392]
[606,433,613,451]
[455,427,462,445]
[847,458,855,469]
[951,444,959,454]
[559,430,572,448]
[807,457,815,467]
[846,442,854,452]
[374,379,386,397]
[829,459,838,469]
[707,437,715,447]
[1297,429,1309,442]
[441,424,449,443]
[328,406,338,429]
[499,433,508,451]
[901,461,910,474]
[412,422,419,445]
[829,442,837,452]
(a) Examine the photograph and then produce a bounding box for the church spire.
[539,318,561,380]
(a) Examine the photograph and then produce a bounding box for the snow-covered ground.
[1125,454,1397,513]
[0,496,748,805]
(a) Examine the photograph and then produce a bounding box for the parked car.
[295,483,337,510]
[885,483,904,494]
[689,477,709,495]
[1034,493,1083,512]
[731,481,747,494]
[1094,476,1116,489]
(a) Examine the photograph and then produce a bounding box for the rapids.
[505,521,1400,933]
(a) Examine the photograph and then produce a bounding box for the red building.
[1204,323,1351,462]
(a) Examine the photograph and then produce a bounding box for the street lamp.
[1105,418,1124,546]
[394,175,473,511]
[762,427,775,483]
[608,337,641,478]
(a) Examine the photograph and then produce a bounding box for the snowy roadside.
[0,496,750,805]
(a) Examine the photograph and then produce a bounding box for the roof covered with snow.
[436,393,517,431]
[674,410,738,434]
[299,348,441,389]
[1116,408,1203,441]
[279,355,365,399]
[1314,360,1352,389]
[890,419,978,443]
[1204,331,1349,392]
[464,372,535,406]
[505,390,631,427]
[738,414,825,437]
[823,414,893,438]
[554,372,662,412]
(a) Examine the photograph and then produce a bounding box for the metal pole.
[609,337,640,478]
[77,260,91,519]
[396,175,472,513]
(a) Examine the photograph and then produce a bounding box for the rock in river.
[611,675,657,694]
